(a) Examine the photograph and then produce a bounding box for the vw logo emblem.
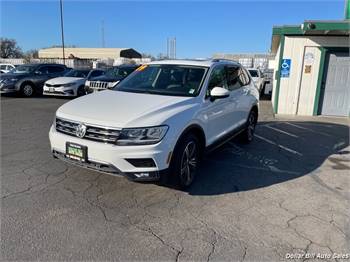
[75,123,87,138]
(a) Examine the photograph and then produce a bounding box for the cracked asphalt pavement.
[1,97,349,261]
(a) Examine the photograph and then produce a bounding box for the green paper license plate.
[66,142,87,162]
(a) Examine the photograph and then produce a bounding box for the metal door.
[320,52,350,116]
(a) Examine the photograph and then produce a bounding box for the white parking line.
[263,125,298,138]
[254,134,303,156]
[284,122,332,137]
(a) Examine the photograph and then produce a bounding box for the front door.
[202,65,234,145]
[320,51,350,116]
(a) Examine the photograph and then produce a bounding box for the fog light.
[125,158,156,167]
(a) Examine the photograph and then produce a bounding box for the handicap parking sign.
[280,59,291,78]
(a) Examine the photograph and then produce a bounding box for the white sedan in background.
[43,69,105,97]
[247,68,265,94]
[0,63,16,74]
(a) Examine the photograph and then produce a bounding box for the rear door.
[32,65,51,90]
[226,66,252,127]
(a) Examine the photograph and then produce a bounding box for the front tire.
[166,133,200,188]
[240,110,257,143]
[77,86,86,97]
[21,83,35,97]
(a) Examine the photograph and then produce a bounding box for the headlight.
[108,81,119,88]
[117,125,168,145]
[63,82,76,87]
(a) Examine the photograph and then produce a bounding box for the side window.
[37,66,50,74]
[226,66,251,90]
[207,65,227,95]
[48,66,65,73]
[0,65,6,70]
[226,66,243,91]
[90,70,104,77]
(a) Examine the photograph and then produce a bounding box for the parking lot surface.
[1,96,349,261]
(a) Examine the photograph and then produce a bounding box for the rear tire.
[21,83,35,97]
[162,133,200,189]
[240,110,257,144]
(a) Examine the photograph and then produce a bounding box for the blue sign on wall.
[280,59,291,78]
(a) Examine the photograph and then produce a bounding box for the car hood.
[89,75,123,82]
[46,77,84,85]
[56,90,195,127]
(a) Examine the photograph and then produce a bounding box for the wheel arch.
[174,124,206,156]
[250,104,259,124]
[19,80,36,90]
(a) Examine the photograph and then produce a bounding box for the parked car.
[43,69,105,97]
[49,59,259,188]
[85,64,138,93]
[0,63,16,74]
[247,68,265,94]
[261,69,273,96]
[0,63,69,97]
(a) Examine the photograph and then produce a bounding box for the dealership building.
[271,20,349,117]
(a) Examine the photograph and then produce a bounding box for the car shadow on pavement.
[184,121,349,196]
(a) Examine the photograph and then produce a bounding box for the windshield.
[248,70,259,77]
[116,64,207,97]
[105,67,135,78]
[13,65,36,74]
[64,69,89,78]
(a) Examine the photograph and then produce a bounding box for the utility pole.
[59,0,65,65]
[101,20,105,48]
[345,0,350,19]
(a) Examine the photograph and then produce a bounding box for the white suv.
[49,59,259,188]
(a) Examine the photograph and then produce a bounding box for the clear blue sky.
[0,0,346,58]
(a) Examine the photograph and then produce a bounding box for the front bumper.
[0,83,17,94]
[49,125,172,181]
[43,85,77,96]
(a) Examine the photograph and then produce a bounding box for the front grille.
[46,83,62,88]
[89,81,109,90]
[55,117,121,144]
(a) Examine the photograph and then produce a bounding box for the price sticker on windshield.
[136,65,148,71]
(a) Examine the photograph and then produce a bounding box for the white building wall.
[271,43,281,109]
[276,36,349,115]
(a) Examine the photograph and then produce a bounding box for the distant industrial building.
[212,53,275,69]
[38,47,142,60]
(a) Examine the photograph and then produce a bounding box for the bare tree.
[23,49,39,63]
[0,38,23,58]
[142,53,156,60]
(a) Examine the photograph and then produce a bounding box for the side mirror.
[34,71,42,75]
[210,87,230,101]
